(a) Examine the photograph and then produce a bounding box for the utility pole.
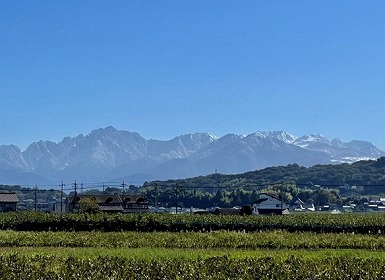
[102,182,105,192]
[34,184,37,211]
[280,185,283,213]
[154,183,159,210]
[80,183,83,193]
[121,180,126,200]
[121,181,127,212]
[214,168,219,208]
[60,182,63,212]
[72,180,78,213]
[174,183,180,214]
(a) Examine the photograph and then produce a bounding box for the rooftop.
[0,193,19,203]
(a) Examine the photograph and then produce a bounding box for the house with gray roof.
[0,192,19,212]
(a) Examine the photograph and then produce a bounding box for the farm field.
[2,246,385,279]
[2,230,385,250]
[3,246,385,260]
[3,212,385,233]
[2,213,385,279]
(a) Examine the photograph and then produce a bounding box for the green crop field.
[1,248,385,279]
[2,213,385,279]
[1,230,385,250]
[2,211,385,233]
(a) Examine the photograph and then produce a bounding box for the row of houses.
[66,193,149,213]
[0,192,149,213]
[196,193,290,215]
[1,192,289,215]
[4,191,384,215]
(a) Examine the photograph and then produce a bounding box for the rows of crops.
[1,230,385,250]
[1,253,385,279]
[2,212,385,233]
[2,212,385,279]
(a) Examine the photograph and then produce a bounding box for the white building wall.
[253,194,287,210]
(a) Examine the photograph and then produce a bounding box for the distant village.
[1,191,385,215]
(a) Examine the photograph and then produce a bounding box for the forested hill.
[144,157,385,192]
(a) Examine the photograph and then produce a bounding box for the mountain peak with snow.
[250,131,297,143]
[0,127,384,185]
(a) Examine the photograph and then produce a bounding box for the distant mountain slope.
[0,127,383,185]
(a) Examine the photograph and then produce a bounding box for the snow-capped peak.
[294,134,331,148]
[251,131,297,144]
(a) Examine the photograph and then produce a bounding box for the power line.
[3,180,385,195]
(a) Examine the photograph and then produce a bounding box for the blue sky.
[1,1,384,150]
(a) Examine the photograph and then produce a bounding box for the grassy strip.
[0,250,385,279]
[1,230,385,250]
[2,247,385,260]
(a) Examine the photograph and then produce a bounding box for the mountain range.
[0,126,384,185]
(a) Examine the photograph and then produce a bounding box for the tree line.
[141,157,385,208]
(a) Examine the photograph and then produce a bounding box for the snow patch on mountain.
[252,131,297,144]
[293,134,330,148]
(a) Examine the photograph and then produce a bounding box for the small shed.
[0,192,19,212]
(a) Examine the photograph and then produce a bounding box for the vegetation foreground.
[2,213,385,279]
[2,252,385,280]
[3,211,385,233]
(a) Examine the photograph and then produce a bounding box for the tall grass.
[1,253,385,279]
[1,230,385,250]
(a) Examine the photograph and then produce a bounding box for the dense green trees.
[142,158,385,208]
[79,197,100,213]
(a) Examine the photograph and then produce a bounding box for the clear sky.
[1,1,384,150]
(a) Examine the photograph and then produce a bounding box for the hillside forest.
[141,157,385,208]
